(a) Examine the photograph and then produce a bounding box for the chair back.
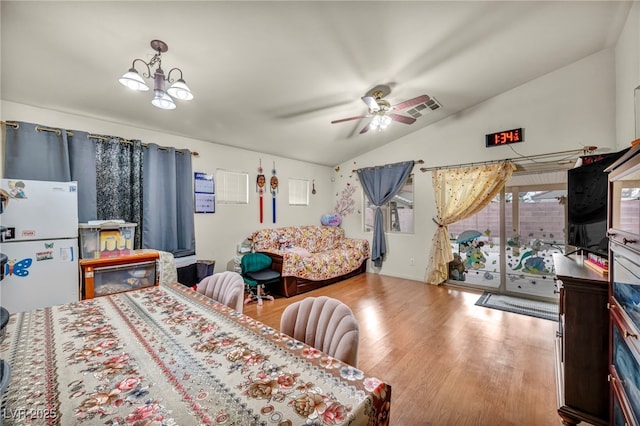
[241,252,272,274]
[197,271,245,313]
[0,306,9,426]
[280,296,359,367]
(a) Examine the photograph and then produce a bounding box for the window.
[288,179,309,206]
[363,175,414,233]
[215,169,249,204]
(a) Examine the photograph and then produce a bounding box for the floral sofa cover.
[250,225,370,296]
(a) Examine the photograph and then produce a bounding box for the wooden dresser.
[553,253,609,426]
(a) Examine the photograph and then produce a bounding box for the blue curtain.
[67,130,97,223]
[142,143,195,255]
[2,121,194,254]
[357,161,415,267]
[4,121,71,181]
[4,123,98,223]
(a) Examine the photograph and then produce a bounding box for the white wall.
[335,48,622,282]
[616,1,640,148]
[0,101,334,271]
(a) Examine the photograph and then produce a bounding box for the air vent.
[406,96,442,119]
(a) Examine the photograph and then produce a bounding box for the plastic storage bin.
[79,222,136,259]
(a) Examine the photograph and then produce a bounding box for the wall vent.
[405,96,441,119]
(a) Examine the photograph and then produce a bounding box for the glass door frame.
[447,182,566,304]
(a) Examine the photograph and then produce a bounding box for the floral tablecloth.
[0,282,390,425]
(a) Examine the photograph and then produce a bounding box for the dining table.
[0,282,391,425]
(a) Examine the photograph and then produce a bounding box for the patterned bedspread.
[251,226,370,281]
[0,283,390,425]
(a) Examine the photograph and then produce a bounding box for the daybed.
[249,225,369,297]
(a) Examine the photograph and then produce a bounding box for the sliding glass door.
[504,185,566,300]
[448,194,502,291]
[448,177,566,302]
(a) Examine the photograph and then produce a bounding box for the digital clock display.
[485,128,524,147]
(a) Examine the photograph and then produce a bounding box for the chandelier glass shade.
[167,79,193,100]
[152,91,176,110]
[119,69,149,91]
[119,40,193,110]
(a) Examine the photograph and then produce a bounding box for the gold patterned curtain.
[425,162,516,285]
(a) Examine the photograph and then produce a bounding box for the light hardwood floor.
[243,273,561,426]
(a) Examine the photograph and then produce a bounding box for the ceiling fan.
[330,88,432,134]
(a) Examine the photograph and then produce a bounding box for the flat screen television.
[567,149,628,257]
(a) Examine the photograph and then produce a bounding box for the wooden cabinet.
[553,253,609,426]
[607,144,640,426]
[80,249,160,299]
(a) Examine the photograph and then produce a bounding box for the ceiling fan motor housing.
[374,99,390,113]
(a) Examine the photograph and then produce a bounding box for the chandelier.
[119,40,193,110]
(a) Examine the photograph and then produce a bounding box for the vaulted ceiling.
[1,1,632,166]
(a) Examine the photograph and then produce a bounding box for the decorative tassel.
[271,161,278,224]
[257,159,265,223]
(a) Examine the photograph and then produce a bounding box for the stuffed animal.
[448,253,466,281]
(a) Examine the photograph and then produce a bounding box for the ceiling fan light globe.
[167,79,193,100]
[119,69,149,91]
[370,114,391,131]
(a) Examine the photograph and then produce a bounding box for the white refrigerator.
[0,179,80,313]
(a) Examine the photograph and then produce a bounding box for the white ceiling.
[0,1,633,167]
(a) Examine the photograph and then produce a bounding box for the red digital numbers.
[486,128,523,147]
[494,130,519,144]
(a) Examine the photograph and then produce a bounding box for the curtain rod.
[1,120,199,156]
[419,148,596,173]
[352,159,423,173]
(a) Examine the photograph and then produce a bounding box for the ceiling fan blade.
[273,98,356,119]
[360,122,372,134]
[331,115,366,124]
[389,113,416,125]
[361,96,380,112]
[392,94,430,110]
